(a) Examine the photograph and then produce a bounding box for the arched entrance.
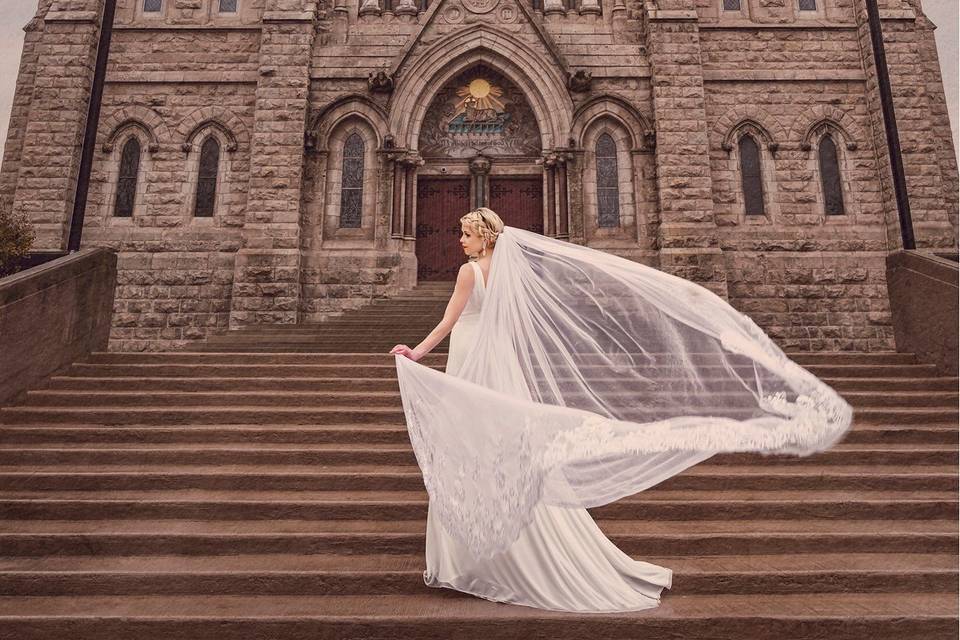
[414,64,545,281]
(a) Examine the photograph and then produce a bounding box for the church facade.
[1,0,956,351]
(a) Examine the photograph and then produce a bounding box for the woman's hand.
[389,344,424,361]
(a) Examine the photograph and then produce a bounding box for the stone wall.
[0,0,956,352]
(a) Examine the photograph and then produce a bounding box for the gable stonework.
[0,0,955,351]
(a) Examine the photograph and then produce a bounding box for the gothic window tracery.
[339,132,365,228]
[595,133,620,228]
[114,137,141,218]
[818,134,845,216]
[194,137,220,217]
[738,135,765,216]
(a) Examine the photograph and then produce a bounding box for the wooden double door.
[416,175,543,281]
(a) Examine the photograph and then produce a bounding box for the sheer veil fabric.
[395,226,853,569]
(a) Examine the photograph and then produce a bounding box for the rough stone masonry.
[0,0,956,351]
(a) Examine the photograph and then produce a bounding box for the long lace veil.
[394,226,853,560]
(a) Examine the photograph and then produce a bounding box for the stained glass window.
[340,133,364,228]
[723,0,741,11]
[739,135,765,216]
[194,137,220,217]
[143,0,162,12]
[819,134,845,216]
[596,133,620,228]
[114,137,141,218]
[799,0,816,10]
[219,0,238,12]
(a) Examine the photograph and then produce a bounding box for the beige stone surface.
[0,0,956,351]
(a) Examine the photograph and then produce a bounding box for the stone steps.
[39,374,960,393]
[0,553,954,596]
[0,423,954,448]
[0,282,956,636]
[4,404,956,426]
[20,388,958,408]
[0,464,953,492]
[0,593,954,640]
[0,519,955,556]
[0,442,953,466]
[0,489,954,521]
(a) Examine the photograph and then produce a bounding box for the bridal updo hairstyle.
[460,207,505,258]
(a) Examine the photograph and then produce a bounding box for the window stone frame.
[181,126,234,226]
[725,123,780,226]
[580,119,638,243]
[322,118,380,246]
[104,127,153,228]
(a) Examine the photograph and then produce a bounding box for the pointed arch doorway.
[413,63,546,282]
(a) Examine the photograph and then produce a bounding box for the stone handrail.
[0,248,117,406]
[886,250,959,375]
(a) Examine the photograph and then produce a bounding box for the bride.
[389,207,852,612]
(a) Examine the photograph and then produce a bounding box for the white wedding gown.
[422,260,672,612]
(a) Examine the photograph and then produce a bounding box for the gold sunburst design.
[454,79,506,115]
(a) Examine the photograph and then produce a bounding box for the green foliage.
[0,207,35,277]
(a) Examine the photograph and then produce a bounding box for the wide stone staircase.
[0,281,957,638]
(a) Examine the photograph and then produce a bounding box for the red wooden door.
[416,177,471,281]
[488,176,544,235]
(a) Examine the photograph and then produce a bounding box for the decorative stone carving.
[543,0,564,16]
[567,70,593,93]
[394,0,418,16]
[580,0,601,15]
[462,0,500,13]
[469,153,492,175]
[358,0,381,17]
[418,64,541,159]
[368,70,395,94]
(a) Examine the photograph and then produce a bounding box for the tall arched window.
[114,137,141,218]
[818,134,845,216]
[194,137,220,217]
[738,135,765,216]
[339,132,364,228]
[595,132,620,228]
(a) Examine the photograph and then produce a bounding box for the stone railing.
[0,248,117,406]
[886,250,959,375]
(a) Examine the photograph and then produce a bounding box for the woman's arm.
[390,263,474,360]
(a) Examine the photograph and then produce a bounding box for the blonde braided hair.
[460,207,505,258]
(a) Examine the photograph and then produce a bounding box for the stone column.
[543,0,565,18]
[391,159,403,238]
[401,155,422,239]
[469,154,491,209]
[544,156,557,238]
[557,157,569,238]
[10,1,103,250]
[229,6,315,327]
[580,0,601,17]
[394,0,418,19]
[645,2,727,297]
[358,0,381,17]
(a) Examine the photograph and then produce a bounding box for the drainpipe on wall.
[865,0,916,250]
[67,0,117,253]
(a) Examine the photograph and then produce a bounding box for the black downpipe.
[67,0,117,252]
[865,0,916,250]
